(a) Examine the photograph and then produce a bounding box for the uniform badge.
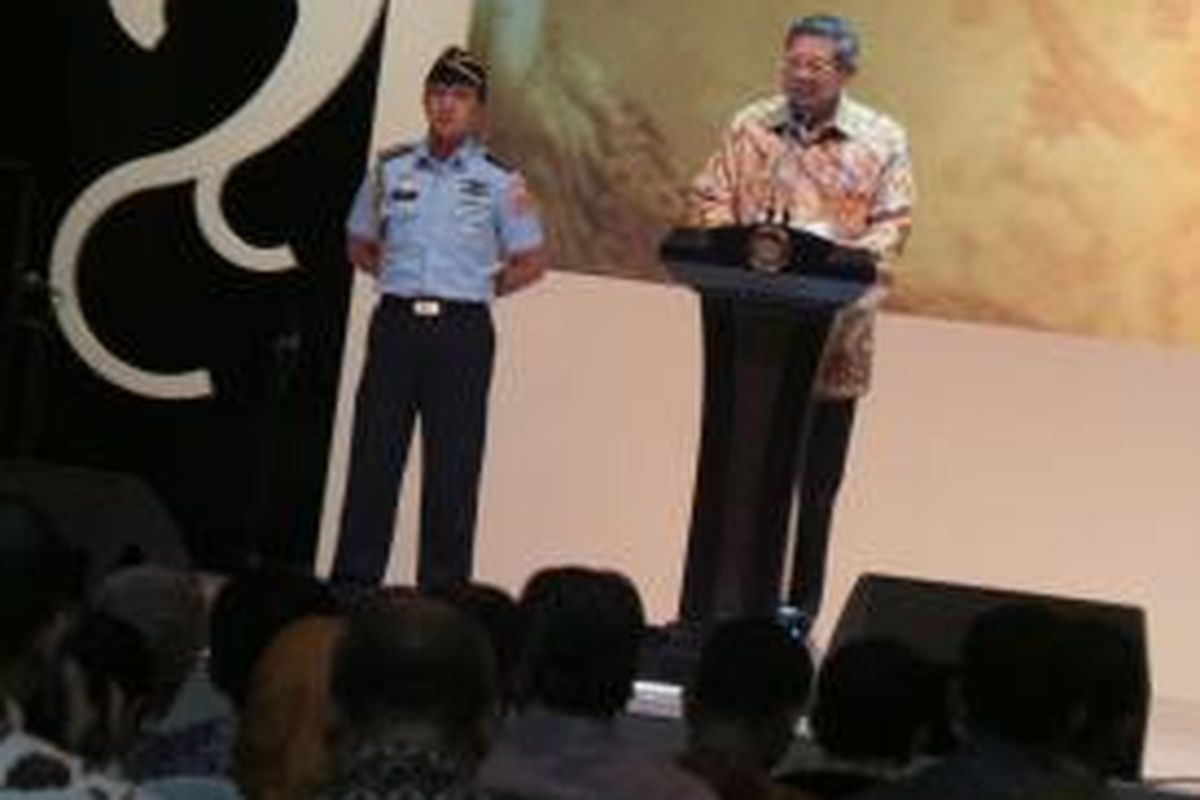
[392,177,418,202]
[507,175,537,216]
[459,178,489,198]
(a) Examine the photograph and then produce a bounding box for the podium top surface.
[659,225,876,307]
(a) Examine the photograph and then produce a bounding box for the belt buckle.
[412,299,442,318]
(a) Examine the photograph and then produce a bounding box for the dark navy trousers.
[787,397,858,619]
[333,295,494,590]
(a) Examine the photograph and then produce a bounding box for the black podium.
[660,224,877,625]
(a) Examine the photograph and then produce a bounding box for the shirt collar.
[415,136,478,171]
[769,93,858,143]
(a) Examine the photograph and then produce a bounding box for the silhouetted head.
[1061,617,1148,778]
[93,564,206,717]
[209,564,339,709]
[330,596,497,761]
[812,637,942,764]
[56,612,153,765]
[516,566,645,718]
[0,492,82,702]
[429,582,521,712]
[685,617,814,769]
[961,602,1077,750]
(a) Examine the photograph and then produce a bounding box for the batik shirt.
[690,94,915,398]
[0,700,157,799]
[313,739,487,800]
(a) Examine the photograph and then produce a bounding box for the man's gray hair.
[785,14,860,72]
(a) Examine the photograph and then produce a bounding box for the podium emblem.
[746,224,792,274]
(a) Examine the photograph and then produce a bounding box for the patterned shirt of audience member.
[480,706,717,800]
[313,740,495,800]
[0,700,159,799]
[689,93,914,398]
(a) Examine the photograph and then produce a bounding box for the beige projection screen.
[471,0,1200,350]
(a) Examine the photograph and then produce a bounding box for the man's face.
[780,34,851,119]
[424,83,483,144]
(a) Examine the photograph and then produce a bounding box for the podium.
[660,224,877,624]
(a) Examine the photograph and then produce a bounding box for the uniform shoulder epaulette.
[483,150,515,172]
[377,142,416,163]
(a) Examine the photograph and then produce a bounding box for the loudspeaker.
[0,460,192,586]
[829,572,1150,780]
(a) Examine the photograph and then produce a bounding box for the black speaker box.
[828,572,1150,780]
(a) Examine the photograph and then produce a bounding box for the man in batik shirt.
[690,14,915,625]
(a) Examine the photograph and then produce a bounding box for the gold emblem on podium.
[746,224,792,274]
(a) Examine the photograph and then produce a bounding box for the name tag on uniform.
[391,175,419,203]
[459,178,489,198]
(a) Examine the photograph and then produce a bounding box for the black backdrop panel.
[1,0,387,568]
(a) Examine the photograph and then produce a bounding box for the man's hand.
[495,247,547,296]
[347,235,381,275]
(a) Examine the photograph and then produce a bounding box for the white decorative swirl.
[51,0,386,399]
[108,0,169,51]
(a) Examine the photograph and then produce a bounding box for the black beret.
[425,46,488,101]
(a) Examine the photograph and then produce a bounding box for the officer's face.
[781,34,851,120]
[424,83,484,145]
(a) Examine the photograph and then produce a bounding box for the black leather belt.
[382,295,486,318]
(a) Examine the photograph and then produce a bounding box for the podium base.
[638,620,706,685]
[639,609,814,685]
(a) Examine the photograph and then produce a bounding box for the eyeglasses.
[781,57,841,78]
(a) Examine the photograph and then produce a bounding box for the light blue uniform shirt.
[346,137,544,302]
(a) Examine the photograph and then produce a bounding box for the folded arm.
[347,233,380,275]
[494,245,547,296]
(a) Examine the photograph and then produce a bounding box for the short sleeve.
[873,137,915,220]
[346,174,378,241]
[495,172,544,256]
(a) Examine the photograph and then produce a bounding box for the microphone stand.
[0,161,51,458]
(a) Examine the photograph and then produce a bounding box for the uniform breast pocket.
[455,196,491,233]
[456,200,497,261]
[383,197,420,254]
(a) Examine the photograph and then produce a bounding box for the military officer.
[333,46,546,590]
